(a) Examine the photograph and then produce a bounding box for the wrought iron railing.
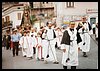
[2,21,12,28]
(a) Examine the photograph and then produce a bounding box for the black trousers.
[13,42,19,56]
[93,28,95,34]
[33,47,36,54]
[6,42,10,50]
[71,66,76,69]
[63,66,76,69]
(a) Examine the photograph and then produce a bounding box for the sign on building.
[86,9,98,14]
[63,15,84,24]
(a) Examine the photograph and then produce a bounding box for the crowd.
[2,16,98,69]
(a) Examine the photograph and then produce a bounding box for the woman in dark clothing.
[6,30,11,50]
[2,35,7,49]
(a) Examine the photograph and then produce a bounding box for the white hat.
[48,21,52,24]
[70,21,75,24]
[13,28,17,31]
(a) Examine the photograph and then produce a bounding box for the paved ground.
[2,35,98,69]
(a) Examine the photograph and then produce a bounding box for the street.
[2,35,98,69]
[2,2,98,69]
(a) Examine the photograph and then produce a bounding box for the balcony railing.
[33,2,54,9]
[2,21,12,28]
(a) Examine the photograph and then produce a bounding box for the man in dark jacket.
[6,30,11,50]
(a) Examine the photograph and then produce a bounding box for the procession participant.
[39,26,46,60]
[33,27,37,54]
[27,30,35,60]
[6,30,11,50]
[61,21,79,69]
[10,29,15,50]
[17,27,22,51]
[11,29,20,57]
[43,22,59,64]
[29,28,37,55]
[42,27,48,60]
[56,27,63,49]
[78,16,92,57]
[2,35,6,49]
[76,22,83,51]
[19,31,28,57]
[51,24,58,49]
[35,32,43,60]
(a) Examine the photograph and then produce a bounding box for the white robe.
[77,28,84,50]
[44,28,58,62]
[56,30,63,48]
[19,36,28,56]
[79,22,91,52]
[27,35,35,57]
[61,28,78,66]
[35,36,42,59]
[42,32,48,59]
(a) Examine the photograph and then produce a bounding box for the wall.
[11,11,23,28]
[2,5,24,28]
[56,2,98,27]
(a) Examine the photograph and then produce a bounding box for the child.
[19,31,28,57]
[35,32,43,60]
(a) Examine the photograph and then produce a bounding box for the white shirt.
[46,28,54,40]
[92,24,96,29]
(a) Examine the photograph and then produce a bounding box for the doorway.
[90,17,96,26]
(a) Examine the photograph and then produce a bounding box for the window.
[46,2,48,4]
[66,2,74,8]
[43,2,48,4]
[29,2,33,8]
[18,13,21,20]
[43,2,45,4]
[5,16,10,22]
[90,17,96,25]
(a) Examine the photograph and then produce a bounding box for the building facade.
[30,2,55,17]
[55,2,98,27]
[26,2,55,29]
[2,3,24,28]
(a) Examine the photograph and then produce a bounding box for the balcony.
[2,21,12,29]
[33,2,54,9]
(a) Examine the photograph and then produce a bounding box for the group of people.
[18,22,63,64]
[2,16,97,69]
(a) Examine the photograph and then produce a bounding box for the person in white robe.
[42,28,48,60]
[61,22,79,69]
[43,22,59,64]
[26,31,35,60]
[19,31,28,57]
[78,17,92,57]
[56,27,63,49]
[76,23,83,51]
[30,28,37,54]
[35,32,43,60]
